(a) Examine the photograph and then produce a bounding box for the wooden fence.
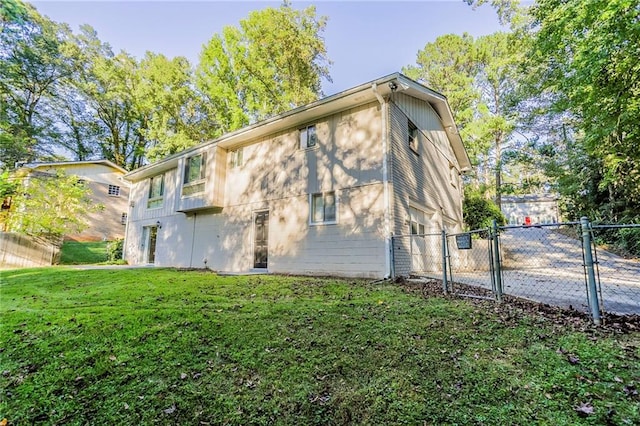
[0,232,61,269]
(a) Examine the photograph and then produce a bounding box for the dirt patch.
[398,277,640,335]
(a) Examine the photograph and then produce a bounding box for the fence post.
[491,219,503,302]
[580,217,601,325]
[441,230,448,294]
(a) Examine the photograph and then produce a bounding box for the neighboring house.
[17,160,130,241]
[502,194,561,225]
[123,73,471,278]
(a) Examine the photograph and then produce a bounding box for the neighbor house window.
[183,153,206,196]
[121,212,128,225]
[108,184,120,196]
[299,124,317,149]
[408,120,419,153]
[310,191,336,224]
[147,174,164,209]
[230,148,244,168]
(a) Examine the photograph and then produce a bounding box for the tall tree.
[0,3,79,167]
[196,1,331,135]
[404,32,525,208]
[527,0,640,220]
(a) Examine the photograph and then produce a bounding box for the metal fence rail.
[393,218,640,324]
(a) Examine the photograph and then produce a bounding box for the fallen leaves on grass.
[574,402,594,416]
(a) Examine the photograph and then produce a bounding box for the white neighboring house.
[17,160,130,241]
[123,73,471,278]
[502,195,561,226]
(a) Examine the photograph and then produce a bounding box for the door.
[254,211,269,269]
[143,226,158,264]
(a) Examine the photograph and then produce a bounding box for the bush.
[463,193,506,231]
[106,239,124,262]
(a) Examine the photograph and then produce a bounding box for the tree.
[404,32,525,209]
[6,170,100,237]
[196,1,331,135]
[0,3,80,167]
[526,0,640,221]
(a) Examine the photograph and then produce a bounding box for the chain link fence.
[392,218,640,323]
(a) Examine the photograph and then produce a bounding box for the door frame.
[142,225,158,264]
[252,209,269,269]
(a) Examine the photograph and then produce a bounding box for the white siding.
[389,93,465,276]
[126,102,387,278]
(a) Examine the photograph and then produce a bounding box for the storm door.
[253,211,269,269]
[143,225,158,264]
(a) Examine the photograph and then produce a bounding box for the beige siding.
[125,102,387,278]
[389,93,464,276]
[35,163,129,241]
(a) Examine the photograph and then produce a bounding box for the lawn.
[1,268,639,425]
[59,241,108,264]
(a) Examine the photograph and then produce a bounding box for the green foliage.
[525,0,640,222]
[1,269,639,424]
[404,32,528,206]
[59,240,108,264]
[196,1,331,135]
[463,188,507,230]
[6,170,101,237]
[106,238,124,262]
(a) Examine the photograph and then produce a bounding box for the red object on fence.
[524,216,532,226]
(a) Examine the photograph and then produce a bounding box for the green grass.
[1,268,639,425]
[59,241,108,264]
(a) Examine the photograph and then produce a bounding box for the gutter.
[372,83,392,279]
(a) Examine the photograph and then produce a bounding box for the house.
[501,194,560,226]
[16,160,130,241]
[123,73,471,278]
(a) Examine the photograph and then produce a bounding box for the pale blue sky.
[30,1,505,95]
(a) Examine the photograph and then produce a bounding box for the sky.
[29,0,506,95]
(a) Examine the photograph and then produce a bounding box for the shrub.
[106,239,124,262]
[463,192,506,230]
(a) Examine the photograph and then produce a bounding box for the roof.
[125,73,471,182]
[20,160,127,175]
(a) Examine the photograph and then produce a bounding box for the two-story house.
[17,160,130,241]
[123,73,471,278]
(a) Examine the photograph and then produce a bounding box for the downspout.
[372,83,392,279]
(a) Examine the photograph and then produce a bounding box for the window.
[183,153,206,196]
[408,120,419,153]
[409,206,427,235]
[147,174,164,209]
[299,124,317,149]
[121,212,128,225]
[108,184,120,196]
[230,148,244,168]
[310,191,336,224]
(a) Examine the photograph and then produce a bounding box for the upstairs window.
[183,153,206,196]
[147,174,164,209]
[310,191,336,224]
[108,184,120,196]
[299,124,317,149]
[408,120,419,153]
[230,148,244,168]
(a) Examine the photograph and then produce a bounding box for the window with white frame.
[121,212,128,225]
[409,206,426,235]
[108,184,120,196]
[310,191,336,224]
[183,153,206,196]
[230,147,244,168]
[147,174,164,208]
[299,124,318,149]
[408,120,419,153]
